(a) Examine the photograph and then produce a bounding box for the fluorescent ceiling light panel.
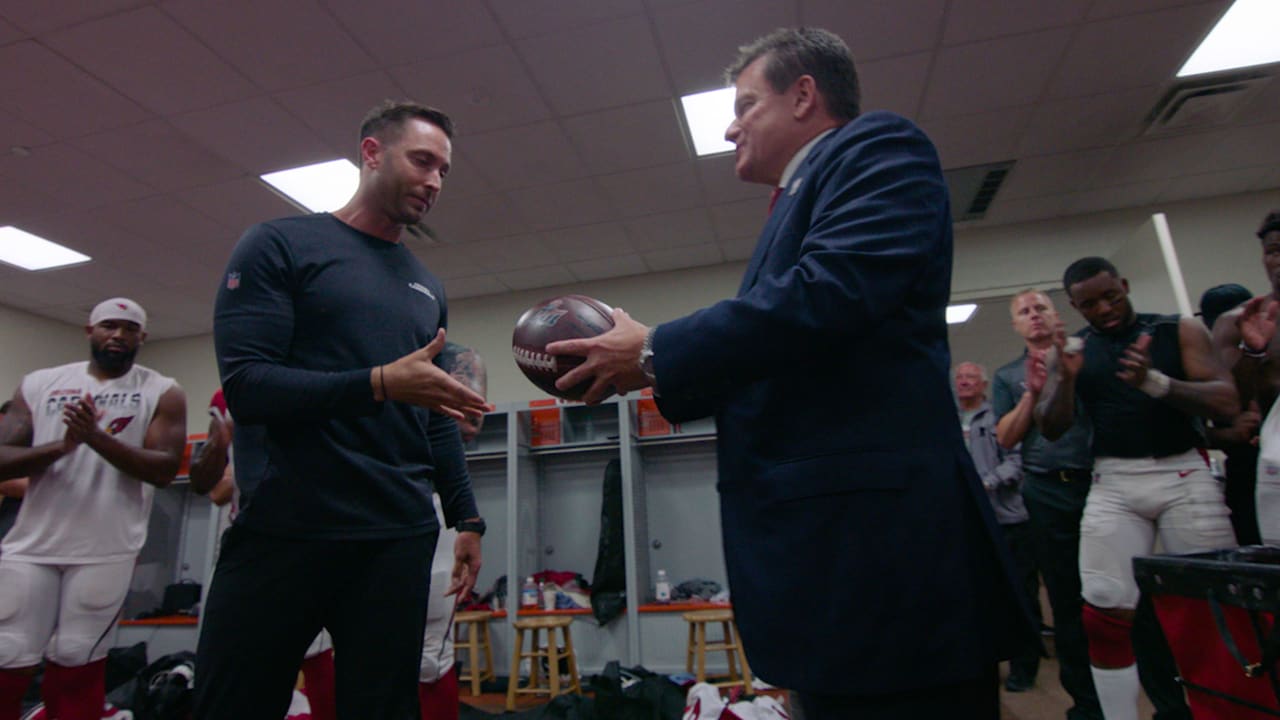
[0,226,91,270]
[1177,0,1280,77]
[260,159,359,212]
[946,303,978,324]
[680,87,736,156]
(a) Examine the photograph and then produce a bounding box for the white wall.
[0,305,86,399]
[141,335,218,433]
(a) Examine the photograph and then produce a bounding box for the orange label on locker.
[636,397,671,437]
[530,407,562,446]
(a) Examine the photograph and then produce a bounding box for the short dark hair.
[0,400,10,414]
[359,100,454,147]
[1063,256,1119,293]
[724,28,860,122]
[1258,210,1280,241]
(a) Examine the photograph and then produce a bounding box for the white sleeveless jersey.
[1,361,176,563]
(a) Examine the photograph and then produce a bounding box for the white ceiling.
[0,0,1276,338]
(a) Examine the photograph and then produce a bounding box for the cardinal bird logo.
[106,416,135,436]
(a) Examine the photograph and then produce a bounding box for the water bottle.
[542,581,557,610]
[521,576,538,609]
[655,569,671,603]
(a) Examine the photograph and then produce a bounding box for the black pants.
[1002,520,1041,684]
[798,666,998,719]
[1024,469,1103,720]
[193,525,437,720]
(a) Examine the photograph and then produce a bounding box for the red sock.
[41,659,106,720]
[301,650,337,720]
[0,669,35,720]
[417,665,460,720]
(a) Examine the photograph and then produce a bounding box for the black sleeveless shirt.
[1076,313,1204,458]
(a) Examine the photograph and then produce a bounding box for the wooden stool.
[683,608,752,691]
[453,610,495,696]
[506,615,582,710]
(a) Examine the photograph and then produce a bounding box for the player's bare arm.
[1217,297,1280,413]
[996,380,1038,450]
[1035,326,1082,440]
[0,391,72,479]
[189,413,231,495]
[67,386,188,488]
[1125,317,1237,422]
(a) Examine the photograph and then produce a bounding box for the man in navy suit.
[548,27,1033,718]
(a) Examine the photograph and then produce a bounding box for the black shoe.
[1004,676,1034,693]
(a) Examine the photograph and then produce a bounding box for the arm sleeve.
[426,410,478,527]
[991,370,1017,419]
[214,224,381,424]
[991,443,1023,489]
[653,117,947,402]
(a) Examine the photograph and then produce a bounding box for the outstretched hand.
[547,308,651,405]
[381,330,491,421]
[1238,296,1279,353]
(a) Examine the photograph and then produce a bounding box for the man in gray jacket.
[956,361,1039,692]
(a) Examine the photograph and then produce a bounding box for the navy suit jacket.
[653,112,1034,694]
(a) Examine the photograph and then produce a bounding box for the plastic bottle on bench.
[655,569,672,603]
[521,576,539,609]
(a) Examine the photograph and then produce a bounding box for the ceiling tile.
[642,242,723,272]
[1236,78,1280,126]
[920,106,1031,169]
[272,71,404,156]
[169,97,333,174]
[717,234,758,261]
[710,198,768,240]
[998,148,1115,200]
[624,207,715,252]
[651,0,797,94]
[8,210,146,263]
[517,15,670,115]
[1062,178,1170,215]
[43,7,259,114]
[463,122,588,191]
[437,149,495,201]
[696,153,768,206]
[598,163,704,217]
[441,274,510,299]
[0,17,26,46]
[541,222,635,262]
[941,0,1090,45]
[568,254,648,282]
[1156,166,1274,204]
[978,193,1072,227]
[1099,121,1280,185]
[176,177,303,233]
[487,0,643,39]
[389,45,553,136]
[85,195,236,268]
[1085,0,1228,21]
[425,193,529,244]
[506,178,617,231]
[920,28,1074,119]
[803,0,944,61]
[857,51,932,118]
[562,99,691,175]
[162,0,375,92]
[0,175,56,227]
[1046,2,1226,99]
[494,264,577,291]
[71,120,244,191]
[458,235,557,273]
[322,0,504,66]
[1017,86,1160,156]
[0,1,149,35]
[0,143,154,212]
[0,42,149,139]
[0,108,50,150]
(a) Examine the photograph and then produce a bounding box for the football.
[512,295,615,400]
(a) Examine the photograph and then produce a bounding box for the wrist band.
[1139,368,1171,398]
[379,365,388,402]
[1239,340,1268,359]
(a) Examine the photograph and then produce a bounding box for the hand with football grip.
[548,308,650,405]
[1238,296,1280,355]
[379,330,491,421]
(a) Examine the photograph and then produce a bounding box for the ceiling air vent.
[1143,69,1272,136]
[944,160,1015,223]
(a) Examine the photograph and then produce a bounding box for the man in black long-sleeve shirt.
[194,101,490,720]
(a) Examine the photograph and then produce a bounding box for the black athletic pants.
[193,524,437,720]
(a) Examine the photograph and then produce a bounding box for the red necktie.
[768,186,782,215]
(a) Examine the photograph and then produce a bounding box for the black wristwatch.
[457,518,486,536]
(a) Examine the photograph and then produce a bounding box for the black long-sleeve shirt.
[213,213,476,539]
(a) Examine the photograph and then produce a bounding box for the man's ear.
[359,136,381,170]
[792,75,819,120]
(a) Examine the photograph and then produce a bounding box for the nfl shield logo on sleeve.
[226,272,240,290]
